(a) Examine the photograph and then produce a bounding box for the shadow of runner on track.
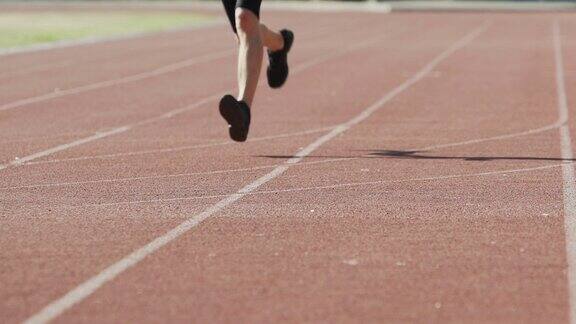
[257,149,576,162]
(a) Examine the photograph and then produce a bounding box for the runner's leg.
[260,23,284,52]
[235,8,262,106]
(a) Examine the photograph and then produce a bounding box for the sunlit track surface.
[1,8,576,324]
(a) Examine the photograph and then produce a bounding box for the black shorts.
[221,0,262,33]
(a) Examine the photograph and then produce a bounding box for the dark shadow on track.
[366,150,576,162]
[257,149,576,162]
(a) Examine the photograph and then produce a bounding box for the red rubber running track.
[1,7,576,324]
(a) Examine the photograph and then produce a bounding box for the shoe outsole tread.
[219,95,249,142]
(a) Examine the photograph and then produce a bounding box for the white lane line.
[417,116,565,152]
[80,161,567,208]
[12,24,563,166]
[0,49,234,112]
[0,131,93,144]
[26,108,565,166]
[7,116,565,189]
[0,20,386,169]
[0,31,216,81]
[0,18,362,113]
[0,157,352,191]
[23,21,489,324]
[0,127,130,171]
[25,126,334,165]
[0,31,392,172]
[553,20,576,324]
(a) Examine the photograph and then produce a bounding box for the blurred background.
[0,0,574,54]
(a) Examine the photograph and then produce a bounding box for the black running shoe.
[219,94,251,142]
[267,29,294,89]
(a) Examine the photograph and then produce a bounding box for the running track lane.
[0,15,441,177]
[30,17,491,322]
[1,12,461,322]
[53,15,570,323]
[0,13,393,164]
[0,11,364,107]
[1,11,575,324]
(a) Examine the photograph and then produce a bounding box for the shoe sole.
[219,95,247,142]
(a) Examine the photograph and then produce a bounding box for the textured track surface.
[1,8,575,324]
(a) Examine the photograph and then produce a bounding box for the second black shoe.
[267,29,294,89]
[219,94,251,142]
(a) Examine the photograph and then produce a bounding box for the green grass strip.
[0,11,214,48]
